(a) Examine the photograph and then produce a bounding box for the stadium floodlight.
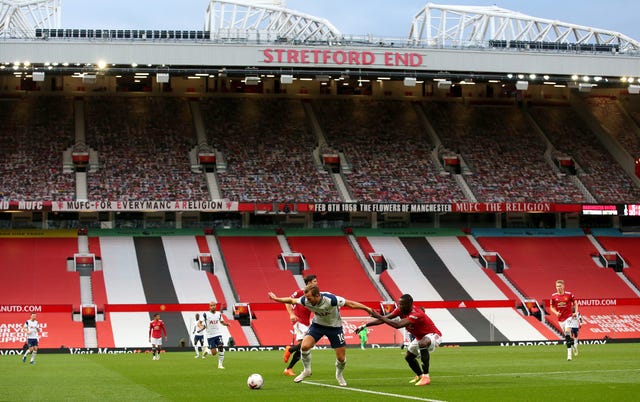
[403,77,417,87]
[629,85,640,94]
[32,72,45,81]
[515,80,529,90]
[156,73,170,83]
[437,80,452,89]
[280,74,293,84]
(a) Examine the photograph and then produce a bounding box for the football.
[247,373,264,389]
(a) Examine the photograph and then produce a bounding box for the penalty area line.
[303,381,447,402]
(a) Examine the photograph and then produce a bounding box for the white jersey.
[192,317,205,336]
[202,311,225,337]
[25,319,39,340]
[298,292,346,328]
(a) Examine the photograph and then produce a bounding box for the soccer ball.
[247,373,264,389]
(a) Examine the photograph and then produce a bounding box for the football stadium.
[1,1,640,400]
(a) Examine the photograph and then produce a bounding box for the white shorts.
[150,336,163,346]
[408,333,442,355]
[293,322,310,341]
[560,316,579,332]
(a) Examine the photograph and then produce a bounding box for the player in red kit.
[149,313,168,360]
[282,274,317,376]
[549,279,579,361]
[357,294,442,386]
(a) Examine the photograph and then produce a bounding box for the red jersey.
[392,305,441,339]
[291,288,312,326]
[149,319,167,338]
[551,291,576,321]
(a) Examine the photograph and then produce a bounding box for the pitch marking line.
[303,381,447,402]
[441,367,640,379]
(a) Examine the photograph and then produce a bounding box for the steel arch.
[0,0,60,38]
[205,0,341,42]
[409,3,640,53]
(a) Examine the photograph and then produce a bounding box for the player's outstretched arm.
[268,292,296,304]
[376,314,410,329]
[355,311,397,334]
[343,300,374,315]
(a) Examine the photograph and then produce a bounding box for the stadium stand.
[584,97,640,159]
[286,234,381,301]
[5,1,640,353]
[595,234,640,290]
[199,97,340,203]
[216,234,299,303]
[84,97,209,202]
[529,105,640,203]
[0,97,76,201]
[422,101,588,203]
[313,99,467,202]
[0,237,81,304]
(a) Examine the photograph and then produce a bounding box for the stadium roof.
[409,3,640,53]
[0,1,639,87]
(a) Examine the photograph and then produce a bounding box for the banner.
[0,200,596,214]
[51,200,238,212]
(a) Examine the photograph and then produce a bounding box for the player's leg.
[193,337,200,357]
[206,337,217,356]
[571,328,579,356]
[563,324,573,360]
[284,339,302,375]
[406,338,423,383]
[328,327,348,386]
[294,334,317,382]
[22,343,32,363]
[334,346,347,386]
[216,337,225,369]
[30,345,38,364]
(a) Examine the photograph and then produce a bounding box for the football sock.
[301,350,311,372]
[288,350,301,369]
[218,350,225,363]
[406,353,422,376]
[31,351,37,361]
[565,334,573,348]
[419,347,430,374]
[289,343,301,354]
[335,359,346,374]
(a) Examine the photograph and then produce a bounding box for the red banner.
[0,305,72,313]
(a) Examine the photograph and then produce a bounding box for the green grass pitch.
[2,344,640,401]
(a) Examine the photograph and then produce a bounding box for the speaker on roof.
[403,77,417,87]
[629,85,640,95]
[156,73,169,83]
[578,83,592,92]
[245,76,260,85]
[437,80,452,89]
[32,72,45,82]
[515,81,529,90]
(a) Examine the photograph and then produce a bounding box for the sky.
[58,0,640,41]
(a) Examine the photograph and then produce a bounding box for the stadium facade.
[2,1,640,230]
